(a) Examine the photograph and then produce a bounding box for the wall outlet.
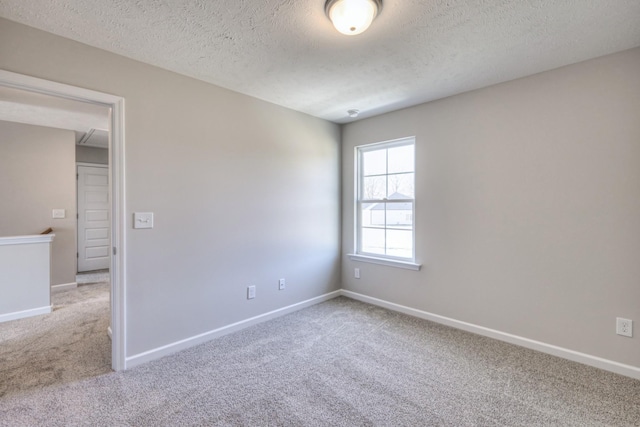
[354,268,360,279]
[278,278,286,290]
[616,317,633,337]
[247,285,256,300]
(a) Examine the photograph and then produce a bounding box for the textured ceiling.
[1,0,639,123]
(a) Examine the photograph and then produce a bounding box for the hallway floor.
[0,282,111,398]
[76,269,110,285]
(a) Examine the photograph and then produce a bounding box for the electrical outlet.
[247,285,256,300]
[616,318,633,337]
[354,268,360,279]
[278,278,285,290]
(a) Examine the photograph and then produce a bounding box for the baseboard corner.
[125,289,342,369]
[340,290,640,381]
[51,282,78,292]
[0,305,52,323]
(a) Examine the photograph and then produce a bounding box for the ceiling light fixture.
[347,109,360,118]
[325,0,382,36]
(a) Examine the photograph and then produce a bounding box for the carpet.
[0,283,111,400]
[1,289,639,426]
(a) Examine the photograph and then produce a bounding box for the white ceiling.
[1,0,639,123]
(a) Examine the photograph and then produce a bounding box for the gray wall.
[76,145,108,165]
[342,48,640,368]
[0,18,341,357]
[0,120,77,286]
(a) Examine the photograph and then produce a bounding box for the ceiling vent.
[77,128,108,149]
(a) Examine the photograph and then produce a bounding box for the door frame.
[0,69,127,371]
[76,162,109,273]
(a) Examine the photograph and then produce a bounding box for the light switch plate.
[134,212,154,229]
[52,209,66,219]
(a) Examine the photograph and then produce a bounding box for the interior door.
[77,165,110,272]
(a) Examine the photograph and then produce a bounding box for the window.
[355,137,416,264]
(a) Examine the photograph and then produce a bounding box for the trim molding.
[77,162,108,168]
[0,305,52,323]
[0,69,129,372]
[51,282,78,292]
[125,290,342,368]
[348,254,421,270]
[0,234,54,246]
[340,290,640,380]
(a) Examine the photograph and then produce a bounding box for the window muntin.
[356,138,415,261]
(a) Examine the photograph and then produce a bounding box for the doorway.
[0,70,126,370]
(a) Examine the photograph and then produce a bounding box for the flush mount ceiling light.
[325,0,382,36]
[347,109,360,118]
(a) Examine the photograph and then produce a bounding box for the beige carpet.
[76,270,110,285]
[1,288,639,426]
[0,282,111,399]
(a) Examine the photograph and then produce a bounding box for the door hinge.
[76,252,79,258]
[113,247,117,256]
[77,213,79,219]
[76,173,79,180]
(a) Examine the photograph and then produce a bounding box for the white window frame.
[349,137,421,271]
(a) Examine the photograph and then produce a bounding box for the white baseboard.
[0,305,52,323]
[341,290,640,380]
[51,282,77,292]
[126,290,342,369]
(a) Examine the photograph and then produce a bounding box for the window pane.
[362,176,386,200]
[387,145,414,174]
[362,149,386,176]
[361,203,384,227]
[386,229,413,258]
[362,227,385,255]
[357,138,415,262]
[385,202,413,228]
[387,173,414,199]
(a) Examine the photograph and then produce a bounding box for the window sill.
[347,254,422,271]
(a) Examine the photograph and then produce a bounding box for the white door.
[77,165,110,272]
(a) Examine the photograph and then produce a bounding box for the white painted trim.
[0,69,127,371]
[0,234,54,246]
[0,305,52,323]
[51,282,78,292]
[348,254,421,270]
[354,136,417,262]
[76,162,108,168]
[126,290,342,368]
[110,96,127,371]
[340,290,640,380]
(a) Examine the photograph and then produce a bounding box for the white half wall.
[0,234,53,322]
[0,120,76,286]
